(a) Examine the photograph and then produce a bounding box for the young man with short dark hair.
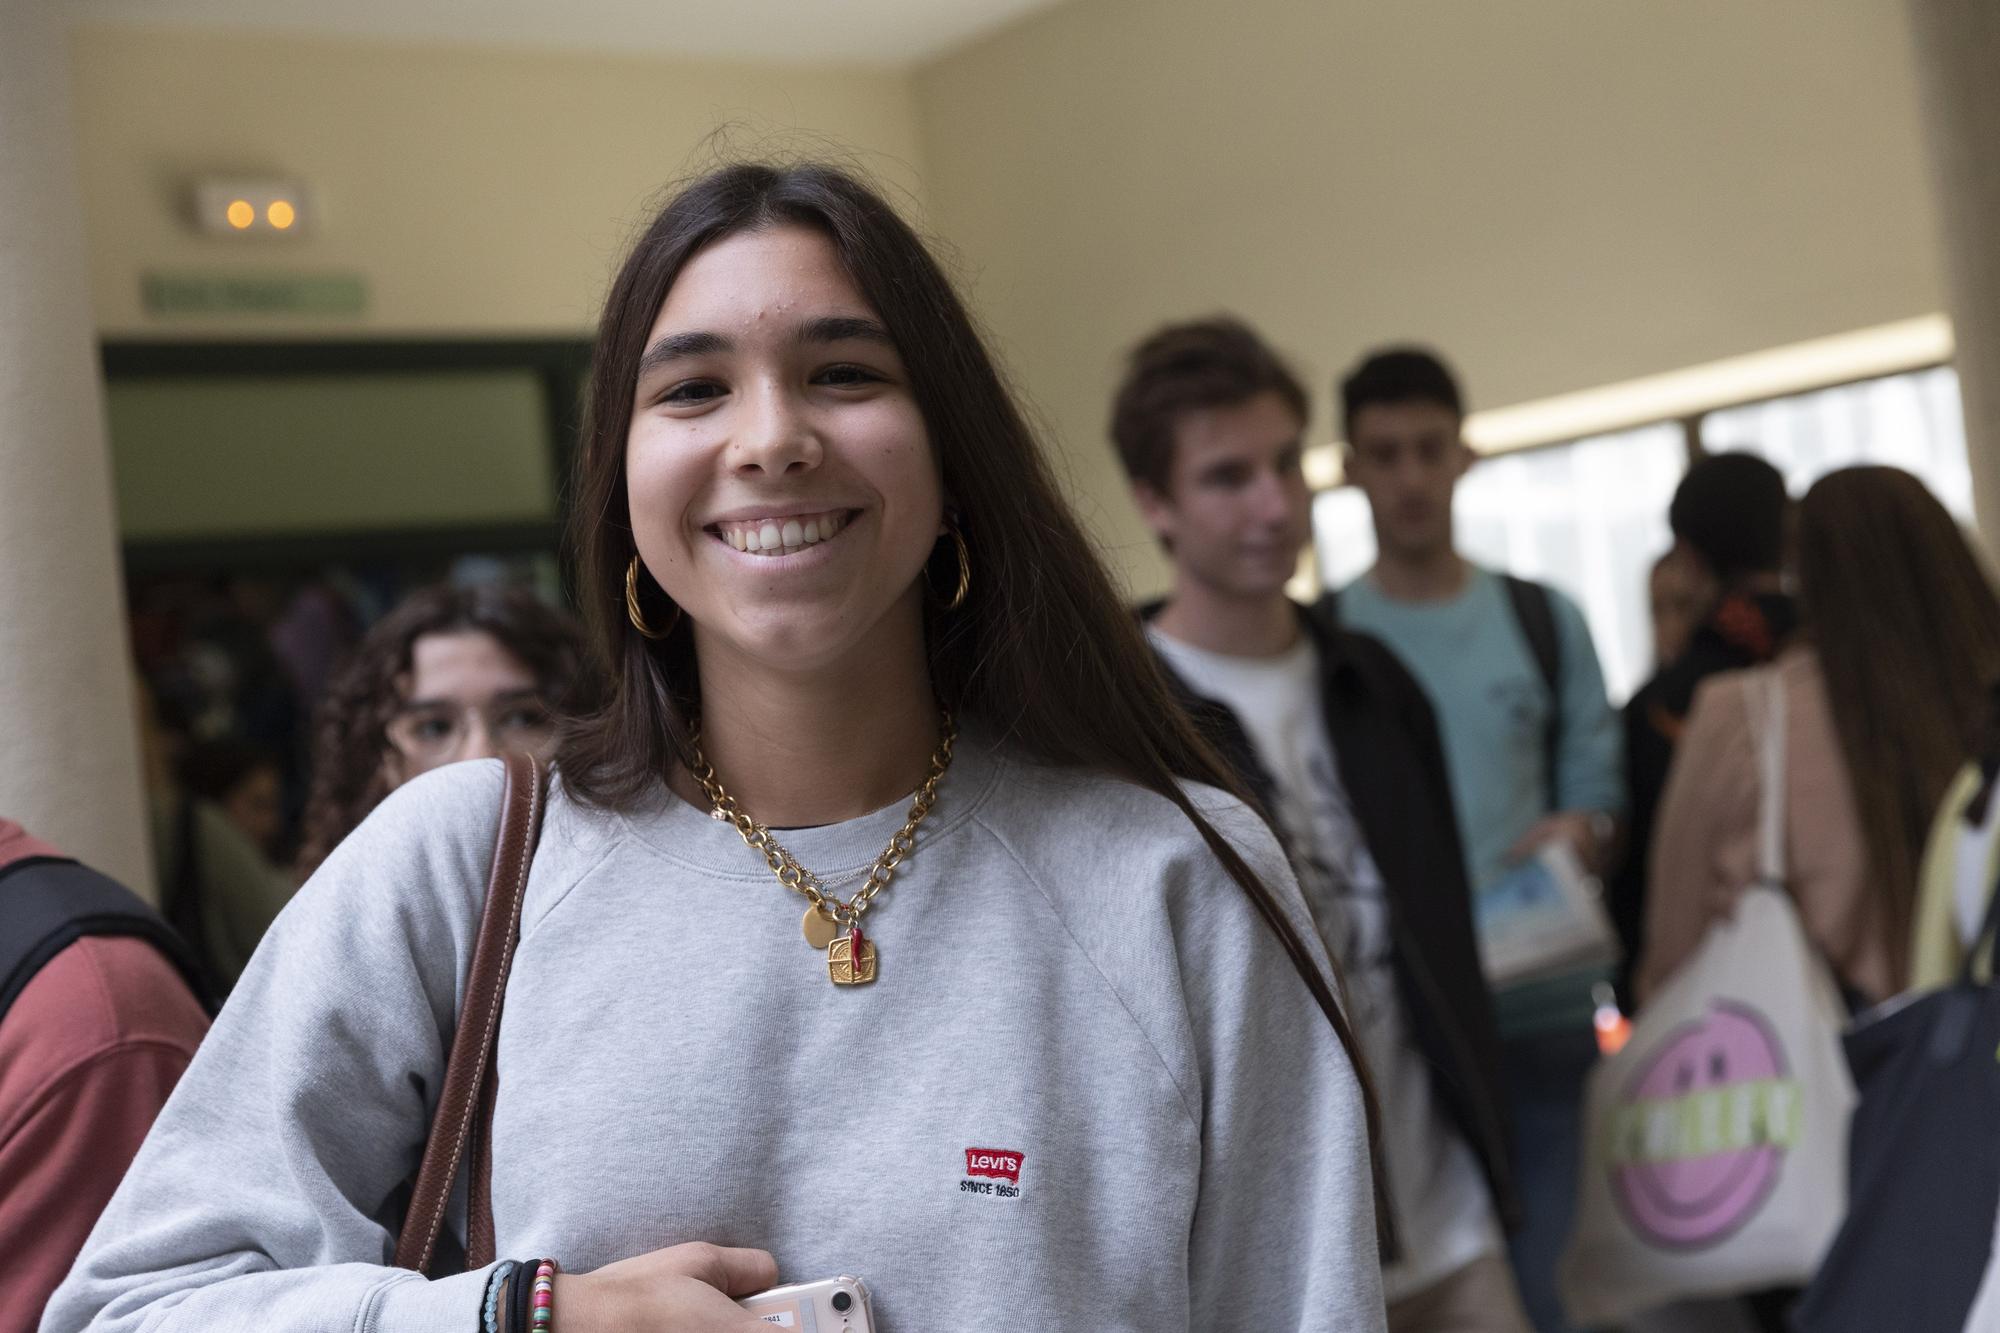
[1330,346,1623,1333]
[1612,452,1796,1002]
[1113,318,1526,1331]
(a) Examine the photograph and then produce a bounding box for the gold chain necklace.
[690,712,957,986]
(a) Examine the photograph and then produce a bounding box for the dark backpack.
[0,856,215,1024]
[1323,573,1563,804]
[1791,854,2000,1331]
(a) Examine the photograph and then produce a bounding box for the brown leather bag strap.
[392,752,547,1275]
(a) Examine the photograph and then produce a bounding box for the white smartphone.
[738,1275,875,1331]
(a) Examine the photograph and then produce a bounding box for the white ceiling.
[67,0,1069,67]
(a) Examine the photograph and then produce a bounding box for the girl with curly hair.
[295,582,592,877]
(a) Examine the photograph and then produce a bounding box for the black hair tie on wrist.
[510,1259,539,1333]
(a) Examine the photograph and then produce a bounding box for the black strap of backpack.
[0,857,215,1020]
[1499,575,1562,702]
[1499,575,1563,810]
[1327,577,1565,806]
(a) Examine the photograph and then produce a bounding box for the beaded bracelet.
[531,1259,559,1331]
[482,1261,519,1333]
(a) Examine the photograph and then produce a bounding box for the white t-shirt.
[1151,625,1503,1300]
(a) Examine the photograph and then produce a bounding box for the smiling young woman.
[45,164,1384,1333]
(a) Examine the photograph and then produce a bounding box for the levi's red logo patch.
[960,1147,1026,1198]
[964,1148,1024,1182]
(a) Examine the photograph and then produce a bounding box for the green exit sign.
[143,272,367,316]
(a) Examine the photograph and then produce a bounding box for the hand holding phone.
[739,1275,876,1331]
[550,1241,782,1332]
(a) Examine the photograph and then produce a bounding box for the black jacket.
[1143,601,1520,1232]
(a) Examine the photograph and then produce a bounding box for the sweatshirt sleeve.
[7,1030,199,1325]
[1548,589,1625,819]
[40,763,509,1333]
[1179,799,1386,1332]
[1636,675,1755,1004]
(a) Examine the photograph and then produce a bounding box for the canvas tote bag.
[1558,668,1855,1325]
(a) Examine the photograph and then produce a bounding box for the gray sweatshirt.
[43,733,1384,1332]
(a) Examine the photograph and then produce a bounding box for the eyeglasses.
[385,694,555,766]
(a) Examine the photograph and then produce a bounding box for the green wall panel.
[107,371,555,539]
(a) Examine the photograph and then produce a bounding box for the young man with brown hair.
[1332,346,1624,1333]
[1113,317,1526,1331]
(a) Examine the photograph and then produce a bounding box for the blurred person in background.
[143,577,308,785]
[294,582,592,877]
[267,578,365,712]
[1114,317,1525,1330]
[1328,346,1623,1333]
[156,738,294,994]
[179,739,286,859]
[1639,465,2000,1009]
[1645,546,1716,670]
[0,820,209,1330]
[1612,453,1793,1007]
[130,572,324,864]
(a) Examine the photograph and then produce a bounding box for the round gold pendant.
[802,904,840,950]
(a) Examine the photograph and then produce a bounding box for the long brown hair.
[297,583,592,876]
[556,161,1384,1229]
[1797,465,2000,968]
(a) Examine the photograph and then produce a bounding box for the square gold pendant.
[827,934,878,985]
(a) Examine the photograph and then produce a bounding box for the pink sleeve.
[0,820,62,866]
[1,1043,196,1332]
[1636,672,1758,1005]
[0,938,207,1333]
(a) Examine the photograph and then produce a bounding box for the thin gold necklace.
[690,713,956,986]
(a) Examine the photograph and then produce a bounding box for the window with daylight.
[1311,364,1970,705]
[1704,366,1971,520]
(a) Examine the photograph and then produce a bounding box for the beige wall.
[69,10,1955,593]
[914,0,1948,594]
[70,25,928,337]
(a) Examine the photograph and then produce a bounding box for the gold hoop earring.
[944,525,971,612]
[625,555,677,639]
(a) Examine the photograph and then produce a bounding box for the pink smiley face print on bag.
[1606,1001,1798,1249]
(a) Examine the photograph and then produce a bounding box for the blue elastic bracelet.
[482,1260,519,1333]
